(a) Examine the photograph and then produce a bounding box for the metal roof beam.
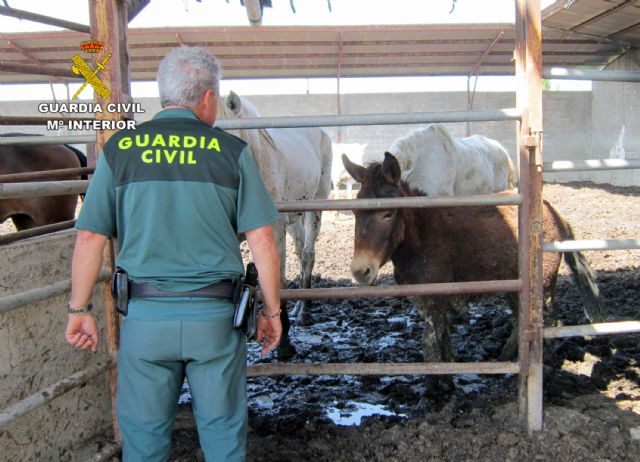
[468,30,505,77]
[570,0,638,31]
[0,5,90,34]
[0,61,79,80]
[608,19,640,38]
[6,39,43,66]
[541,0,573,21]
[0,1,149,35]
[127,0,151,22]
[542,24,635,48]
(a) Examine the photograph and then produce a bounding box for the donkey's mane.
[362,161,427,198]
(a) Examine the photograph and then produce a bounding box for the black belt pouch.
[110,268,129,316]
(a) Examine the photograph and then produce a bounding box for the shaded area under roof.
[0,1,638,84]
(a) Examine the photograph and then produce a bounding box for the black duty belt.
[129,280,237,300]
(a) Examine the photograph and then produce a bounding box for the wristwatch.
[67,302,93,314]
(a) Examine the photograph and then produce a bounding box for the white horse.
[388,124,516,196]
[218,91,333,353]
[331,143,368,198]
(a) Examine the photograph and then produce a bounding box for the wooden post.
[515,0,544,432]
[89,0,131,444]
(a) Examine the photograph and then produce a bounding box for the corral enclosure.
[1,2,640,461]
[2,89,640,460]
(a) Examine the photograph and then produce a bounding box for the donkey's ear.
[342,153,366,183]
[382,152,401,185]
[227,90,242,115]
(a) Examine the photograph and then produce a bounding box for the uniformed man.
[64,46,282,461]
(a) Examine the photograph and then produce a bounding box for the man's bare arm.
[65,230,108,353]
[245,224,282,356]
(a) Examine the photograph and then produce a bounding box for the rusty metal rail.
[277,279,522,301]
[247,361,520,377]
[544,239,640,252]
[0,220,76,246]
[0,179,89,199]
[276,193,522,212]
[0,167,94,182]
[0,269,110,315]
[0,115,96,125]
[544,159,640,172]
[87,443,122,462]
[544,321,640,339]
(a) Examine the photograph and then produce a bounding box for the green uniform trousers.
[116,300,247,462]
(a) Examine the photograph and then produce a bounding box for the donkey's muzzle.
[350,255,380,286]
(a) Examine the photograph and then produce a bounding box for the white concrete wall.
[586,51,640,186]
[0,231,112,461]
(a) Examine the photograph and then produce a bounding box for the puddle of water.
[178,381,191,405]
[387,316,407,324]
[453,374,484,393]
[251,394,275,409]
[326,401,407,426]
[295,333,324,345]
[377,335,399,348]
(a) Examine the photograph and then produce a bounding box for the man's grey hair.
[157,46,221,108]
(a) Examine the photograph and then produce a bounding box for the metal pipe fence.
[0,115,95,125]
[544,321,640,339]
[0,167,94,182]
[0,220,76,246]
[0,179,89,199]
[246,361,520,377]
[87,444,121,462]
[0,360,114,429]
[0,269,110,315]
[278,279,522,301]
[544,239,640,252]
[0,108,522,146]
[542,68,640,82]
[0,134,96,145]
[544,159,640,172]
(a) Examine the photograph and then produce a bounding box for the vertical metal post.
[466,77,471,136]
[89,0,131,444]
[336,31,344,143]
[515,0,544,432]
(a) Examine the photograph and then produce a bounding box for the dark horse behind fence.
[0,133,87,231]
[342,152,605,390]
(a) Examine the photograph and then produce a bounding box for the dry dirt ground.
[161,181,640,461]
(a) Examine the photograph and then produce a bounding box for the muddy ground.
[158,181,640,461]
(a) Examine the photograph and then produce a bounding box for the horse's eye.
[382,211,394,221]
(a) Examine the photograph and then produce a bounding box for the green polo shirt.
[76,108,279,291]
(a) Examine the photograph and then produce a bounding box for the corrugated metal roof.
[0,1,637,84]
[543,0,640,44]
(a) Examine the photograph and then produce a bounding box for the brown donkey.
[342,152,604,385]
